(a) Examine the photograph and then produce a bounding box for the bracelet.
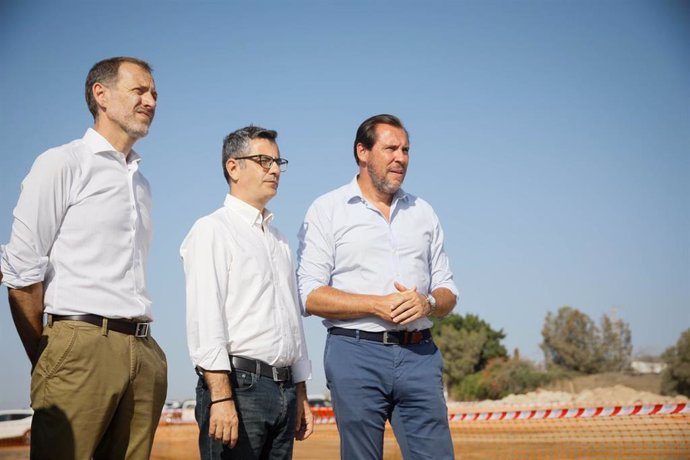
[209,396,233,407]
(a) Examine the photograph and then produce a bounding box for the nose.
[269,160,281,175]
[393,148,408,163]
[142,91,157,109]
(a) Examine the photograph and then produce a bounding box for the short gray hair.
[85,56,153,120]
[222,126,278,183]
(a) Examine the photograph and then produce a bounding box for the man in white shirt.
[297,114,458,459]
[0,56,167,459]
[180,126,313,459]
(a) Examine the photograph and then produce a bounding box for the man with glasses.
[297,114,458,459]
[181,125,313,459]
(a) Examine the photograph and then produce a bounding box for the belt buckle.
[382,331,397,345]
[135,322,149,337]
[272,367,289,382]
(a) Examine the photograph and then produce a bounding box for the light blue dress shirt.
[297,176,458,332]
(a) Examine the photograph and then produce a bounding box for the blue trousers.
[195,370,297,460]
[325,333,454,460]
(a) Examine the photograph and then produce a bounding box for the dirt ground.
[2,378,688,460]
[542,372,664,394]
[4,415,687,460]
[149,423,395,460]
[150,416,690,460]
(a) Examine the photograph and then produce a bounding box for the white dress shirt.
[297,176,458,332]
[1,129,153,319]
[180,194,311,383]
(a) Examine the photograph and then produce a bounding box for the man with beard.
[1,56,167,459]
[297,114,458,459]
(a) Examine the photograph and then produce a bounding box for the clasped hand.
[378,281,430,325]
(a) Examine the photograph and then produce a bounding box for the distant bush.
[453,372,487,401]
[661,328,690,397]
[453,357,552,401]
[490,359,554,399]
[539,364,579,383]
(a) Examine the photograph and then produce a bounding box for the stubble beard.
[368,162,403,195]
[119,116,151,141]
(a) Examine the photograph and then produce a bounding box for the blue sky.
[1,0,688,408]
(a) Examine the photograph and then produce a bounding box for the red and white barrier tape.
[314,416,337,425]
[312,403,689,425]
[448,402,689,422]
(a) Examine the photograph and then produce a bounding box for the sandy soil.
[447,383,689,413]
[135,414,690,460]
[148,423,401,460]
[4,413,687,460]
[2,381,688,460]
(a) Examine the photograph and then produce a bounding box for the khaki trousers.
[30,319,168,460]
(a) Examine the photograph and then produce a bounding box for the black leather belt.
[230,356,292,383]
[49,314,151,337]
[329,327,432,345]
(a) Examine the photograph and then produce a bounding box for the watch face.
[427,294,437,309]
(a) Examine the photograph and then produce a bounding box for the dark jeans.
[325,333,454,460]
[195,370,297,460]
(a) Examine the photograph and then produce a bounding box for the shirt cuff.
[291,358,312,383]
[190,345,231,372]
[432,281,459,298]
[298,280,326,316]
[0,245,49,288]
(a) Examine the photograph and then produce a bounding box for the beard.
[109,108,153,141]
[119,117,151,140]
[367,162,404,195]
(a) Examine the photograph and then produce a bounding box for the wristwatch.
[426,294,437,314]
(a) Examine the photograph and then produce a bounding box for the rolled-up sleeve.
[290,357,312,384]
[290,264,312,383]
[1,150,73,288]
[296,199,335,309]
[180,219,232,371]
[429,211,459,297]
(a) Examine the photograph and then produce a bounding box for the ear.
[226,158,240,183]
[92,82,108,112]
[356,143,369,165]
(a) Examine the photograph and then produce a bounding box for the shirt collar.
[344,175,409,204]
[83,128,142,164]
[224,193,274,228]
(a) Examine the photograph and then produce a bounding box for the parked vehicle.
[160,400,183,424]
[308,395,332,408]
[0,409,33,445]
[181,399,196,423]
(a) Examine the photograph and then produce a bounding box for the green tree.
[541,306,601,373]
[598,313,632,371]
[541,306,633,374]
[432,313,507,391]
[435,325,486,390]
[661,328,690,397]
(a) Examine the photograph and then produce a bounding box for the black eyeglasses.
[234,155,288,172]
